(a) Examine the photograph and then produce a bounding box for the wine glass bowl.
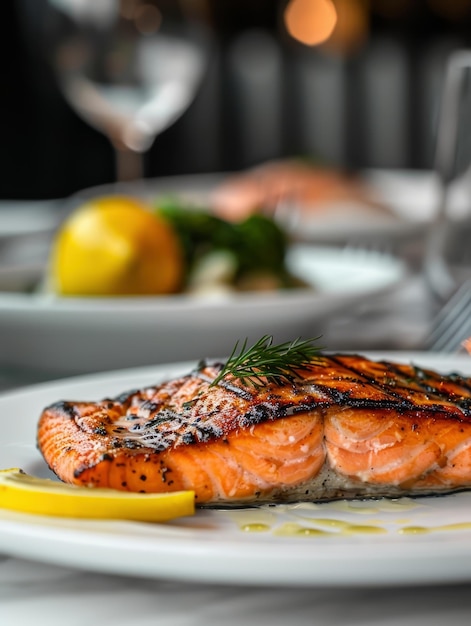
[46,0,210,180]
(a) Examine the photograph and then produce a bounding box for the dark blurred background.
[3,0,471,200]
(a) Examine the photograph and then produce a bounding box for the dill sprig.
[210,335,323,388]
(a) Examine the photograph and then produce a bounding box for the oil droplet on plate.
[342,524,387,535]
[240,523,271,533]
[399,522,471,535]
[439,522,471,532]
[274,522,331,537]
[399,526,429,535]
[305,518,350,530]
[225,508,277,531]
[299,518,386,533]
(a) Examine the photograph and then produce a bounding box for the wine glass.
[424,50,471,303]
[45,0,210,181]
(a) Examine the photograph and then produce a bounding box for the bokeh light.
[284,0,338,46]
[134,4,162,34]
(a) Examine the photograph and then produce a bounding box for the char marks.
[326,355,471,419]
[42,356,471,460]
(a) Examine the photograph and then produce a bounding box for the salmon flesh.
[37,354,471,505]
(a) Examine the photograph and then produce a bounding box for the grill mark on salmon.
[37,354,471,505]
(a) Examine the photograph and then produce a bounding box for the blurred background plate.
[0,200,61,269]
[0,200,61,239]
[364,168,471,222]
[68,169,437,248]
[0,244,406,377]
[0,168,452,273]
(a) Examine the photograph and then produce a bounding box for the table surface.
[2,205,471,625]
[2,555,471,626]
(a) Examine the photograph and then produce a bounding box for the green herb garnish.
[210,335,323,388]
[154,199,289,286]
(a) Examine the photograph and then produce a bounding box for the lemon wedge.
[49,196,184,296]
[0,469,195,522]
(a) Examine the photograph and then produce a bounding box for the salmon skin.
[37,354,471,506]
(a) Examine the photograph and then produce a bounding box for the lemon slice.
[49,196,184,296]
[0,469,195,522]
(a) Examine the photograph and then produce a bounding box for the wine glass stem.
[115,148,145,182]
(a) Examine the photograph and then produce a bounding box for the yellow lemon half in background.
[50,196,184,296]
[0,468,195,522]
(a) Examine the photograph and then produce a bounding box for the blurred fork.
[422,277,471,352]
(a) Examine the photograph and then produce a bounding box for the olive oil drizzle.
[224,499,471,537]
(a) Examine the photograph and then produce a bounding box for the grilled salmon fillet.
[37,354,471,505]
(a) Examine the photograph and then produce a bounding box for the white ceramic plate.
[0,245,406,376]
[2,352,471,587]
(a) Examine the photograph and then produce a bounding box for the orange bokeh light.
[284,0,338,46]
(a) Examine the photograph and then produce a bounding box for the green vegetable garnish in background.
[154,196,300,291]
[235,213,287,276]
[155,195,240,275]
[209,335,323,389]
